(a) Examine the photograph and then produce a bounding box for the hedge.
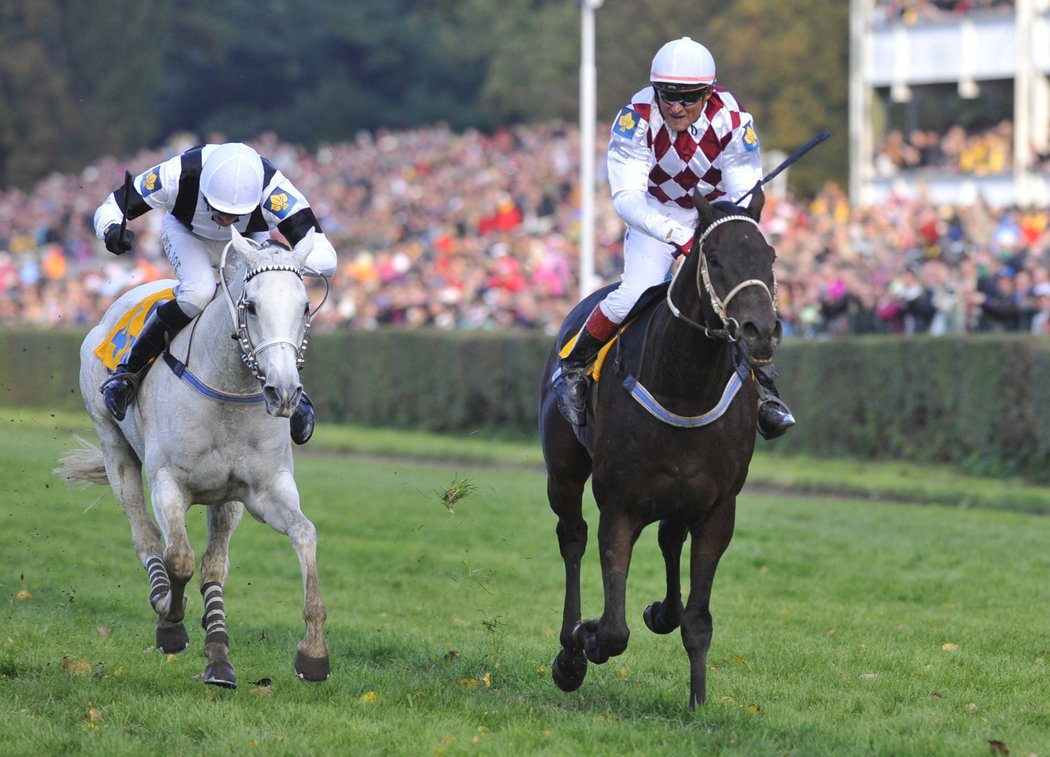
[4,327,1049,482]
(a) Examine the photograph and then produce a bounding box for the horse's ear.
[746,183,765,221]
[693,190,717,228]
[229,226,265,270]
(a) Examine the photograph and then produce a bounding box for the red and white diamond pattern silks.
[639,91,745,209]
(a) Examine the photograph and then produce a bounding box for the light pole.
[578,0,604,299]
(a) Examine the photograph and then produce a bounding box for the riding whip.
[737,128,831,205]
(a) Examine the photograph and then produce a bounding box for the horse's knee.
[283,513,317,546]
[163,545,195,585]
[556,520,587,560]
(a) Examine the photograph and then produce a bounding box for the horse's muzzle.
[735,317,782,366]
[263,385,303,418]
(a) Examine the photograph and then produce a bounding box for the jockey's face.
[212,211,240,227]
[654,86,711,134]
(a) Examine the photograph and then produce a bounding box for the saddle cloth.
[93,287,176,371]
[558,282,669,381]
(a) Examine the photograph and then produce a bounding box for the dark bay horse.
[539,187,780,709]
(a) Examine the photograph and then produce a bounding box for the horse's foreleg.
[286,513,330,681]
[253,478,329,682]
[683,501,736,710]
[575,513,638,665]
[198,501,244,688]
[151,472,195,653]
[644,519,688,635]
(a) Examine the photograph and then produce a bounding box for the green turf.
[2,407,1049,755]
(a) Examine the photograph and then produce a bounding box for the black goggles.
[654,85,712,106]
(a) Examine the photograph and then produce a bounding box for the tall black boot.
[553,329,608,427]
[290,392,315,445]
[754,363,796,440]
[100,300,192,421]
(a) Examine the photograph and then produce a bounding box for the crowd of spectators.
[873,120,1021,176]
[873,0,1015,25]
[1,121,1049,340]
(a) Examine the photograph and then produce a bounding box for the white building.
[850,0,1050,206]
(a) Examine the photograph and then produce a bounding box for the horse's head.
[224,228,315,417]
[687,186,781,366]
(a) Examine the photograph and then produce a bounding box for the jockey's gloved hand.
[104,225,135,255]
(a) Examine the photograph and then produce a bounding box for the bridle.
[665,214,777,341]
[219,242,329,383]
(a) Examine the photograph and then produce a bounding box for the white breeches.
[161,215,267,317]
[598,228,677,323]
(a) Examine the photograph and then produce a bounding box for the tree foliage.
[0,0,848,194]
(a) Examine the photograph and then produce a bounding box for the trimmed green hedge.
[5,327,1050,481]
[773,335,1050,480]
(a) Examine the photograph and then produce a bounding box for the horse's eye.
[303,303,310,316]
[245,301,257,315]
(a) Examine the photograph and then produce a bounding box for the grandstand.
[850,0,1050,206]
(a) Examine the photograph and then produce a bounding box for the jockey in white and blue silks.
[553,37,795,439]
[93,142,338,443]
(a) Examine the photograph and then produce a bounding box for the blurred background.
[0,0,1047,341]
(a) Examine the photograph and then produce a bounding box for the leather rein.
[665,214,777,341]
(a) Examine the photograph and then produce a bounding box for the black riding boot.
[100,300,191,421]
[754,363,796,440]
[290,392,315,445]
[553,329,608,427]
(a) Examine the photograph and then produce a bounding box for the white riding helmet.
[650,37,717,92]
[200,143,265,216]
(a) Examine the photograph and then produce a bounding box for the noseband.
[666,214,777,340]
[219,243,322,383]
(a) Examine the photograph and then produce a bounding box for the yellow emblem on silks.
[269,192,290,213]
[743,124,760,152]
[93,287,177,370]
[618,111,637,133]
[143,171,159,191]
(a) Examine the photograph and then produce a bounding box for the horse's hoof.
[295,651,331,682]
[552,649,588,692]
[643,601,680,635]
[204,661,237,689]
[156,621,189,653]
[572,621,609,665]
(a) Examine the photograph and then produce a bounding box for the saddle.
[559,282,670,381]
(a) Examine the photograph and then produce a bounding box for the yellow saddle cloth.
[93,287,176,371]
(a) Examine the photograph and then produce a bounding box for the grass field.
[2,407,1050,756]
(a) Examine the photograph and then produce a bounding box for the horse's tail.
[53,435,109,488]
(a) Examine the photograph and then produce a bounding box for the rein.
[665,214,776,340]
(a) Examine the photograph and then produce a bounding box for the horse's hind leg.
[198,501,244,688]
[95,429,187,652]
[644,519,688,635]
[550,475,589,692]
[682,499,736,710]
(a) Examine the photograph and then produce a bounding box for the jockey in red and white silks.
[553,37,795,439]
[601,84,763,323]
